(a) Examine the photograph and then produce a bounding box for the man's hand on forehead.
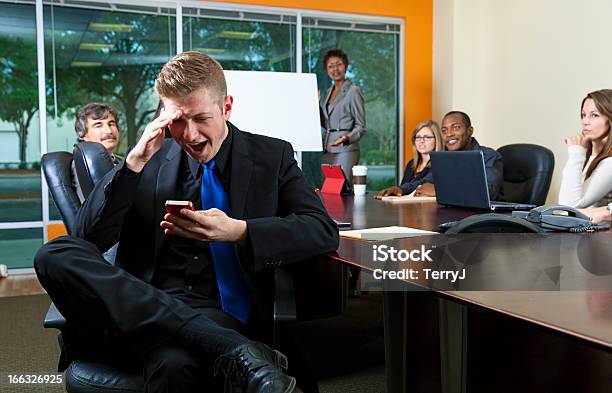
[159,108,182,123]
[126,108,183,173]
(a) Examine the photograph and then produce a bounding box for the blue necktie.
[201,160,251,323]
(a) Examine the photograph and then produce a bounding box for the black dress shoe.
[214,342,296,393]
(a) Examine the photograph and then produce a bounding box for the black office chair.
[41,142,342,393]
[497,143,554,206]
[41,142,145,392]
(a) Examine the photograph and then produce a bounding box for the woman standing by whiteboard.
[320,48,366,183]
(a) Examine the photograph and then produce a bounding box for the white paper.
[340,226,438,241]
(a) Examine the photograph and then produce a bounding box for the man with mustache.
[72,102,122,202]
[415,111,503,199]
[75,102,122,160]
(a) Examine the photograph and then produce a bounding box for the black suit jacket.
[468,138,504,200]
[75,122,339,330]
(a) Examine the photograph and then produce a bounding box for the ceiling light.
[71,61,103,67]
[193,48,226,54]
[88,23,134,33]
[79,43,114,50]
[217,31,254,40]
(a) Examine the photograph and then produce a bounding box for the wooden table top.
[321,193,612,351]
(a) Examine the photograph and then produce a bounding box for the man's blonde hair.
[155,51,227,108]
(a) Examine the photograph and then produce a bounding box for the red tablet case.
[321,164,351,194]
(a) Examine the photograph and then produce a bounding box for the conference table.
[319,193,612,393]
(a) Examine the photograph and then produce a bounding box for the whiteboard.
[224,70,322,152]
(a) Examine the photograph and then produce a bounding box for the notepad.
[379,190,437,203]
[379,195,437,203]
[340,226,438,241]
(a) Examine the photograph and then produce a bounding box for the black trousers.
[35,236,248,393]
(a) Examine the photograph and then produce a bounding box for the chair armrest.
[274,267,297,323]
[275,256,346,322]
[44,303,66,329]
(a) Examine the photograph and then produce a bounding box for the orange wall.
[47,223,68,241]
[216,0,433,167]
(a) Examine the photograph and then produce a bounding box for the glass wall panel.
[0,175,41,222]
[0,228,43,269]
[0,2,42,223]
[44,4,176,155]
[302,24,399,190]
[183,10,296,72]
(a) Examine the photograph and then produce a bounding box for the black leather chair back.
[497,143,554,206]
[42,142,114,235]
[72,142,115,200]
[42,152,81,235]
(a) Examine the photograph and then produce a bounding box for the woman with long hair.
[559,89,612,208]
[375,119,443,198]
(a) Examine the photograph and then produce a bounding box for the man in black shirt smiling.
[415,111,503,198]
[35,51,338,393]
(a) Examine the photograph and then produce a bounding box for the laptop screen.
[430,151,492,209]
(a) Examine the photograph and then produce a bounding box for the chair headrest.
[497,143,555,180]
[72,142,115,200]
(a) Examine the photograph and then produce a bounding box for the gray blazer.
[320,80,366,153]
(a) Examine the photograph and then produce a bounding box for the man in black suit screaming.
[34,51,338,393]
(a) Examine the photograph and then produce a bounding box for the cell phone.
[334,220,352,228]
[155,101,172,138]
[165,200,194,215]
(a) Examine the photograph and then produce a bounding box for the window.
[44,3,176,154]
[302,18,400,190]
[42,3,176,224]
[183,8,296,72]
[0,2,42,270]
[0,2,41,224]
[44,6,176,154]
[0,228,43,269]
